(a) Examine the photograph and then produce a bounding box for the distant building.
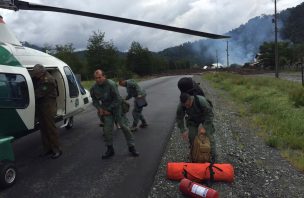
[249,53,263,68]
[211,63,224,69]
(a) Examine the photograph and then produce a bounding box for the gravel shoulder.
[148,75,304,198]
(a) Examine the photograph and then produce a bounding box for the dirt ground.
[148,75,304,198]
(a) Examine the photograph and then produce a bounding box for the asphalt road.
[0,76,182,198]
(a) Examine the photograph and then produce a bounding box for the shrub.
[289,87,304,107]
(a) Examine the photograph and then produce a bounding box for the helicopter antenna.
[0,0,230,39]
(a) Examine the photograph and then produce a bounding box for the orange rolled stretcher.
[167,162,234,183]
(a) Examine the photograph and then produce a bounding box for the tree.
[126,41,153,75]
[86,31,120,77]
[281,3,304,44]
[150,54,169,73]
[258,42,293,70]
[41,43,54,54]
[53,43,84,76]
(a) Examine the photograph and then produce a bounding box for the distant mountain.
[159,2,302,66]
[21,41,44,51]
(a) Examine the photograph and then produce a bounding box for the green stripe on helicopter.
[0,45,22,67]
[0,108,28,139]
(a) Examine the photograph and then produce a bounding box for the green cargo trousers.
[36,99,60,152]
[187,121,216,160]
[132,102,146,126]
[103,103,135,147]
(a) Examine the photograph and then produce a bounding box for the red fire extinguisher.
[179,178,219,198]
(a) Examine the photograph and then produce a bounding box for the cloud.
[1,0,303,52]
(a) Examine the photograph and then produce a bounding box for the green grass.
[204,72,304,171]
[81,80,95,90]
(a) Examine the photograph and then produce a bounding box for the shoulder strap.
[195,95,213,109]
[182,96,204,112]
[107,80,117,98]
[194,95,203,110]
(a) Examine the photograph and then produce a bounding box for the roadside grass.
[204,72,304,171]
[81,80,95,90]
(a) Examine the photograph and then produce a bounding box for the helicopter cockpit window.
[0,73,29,109]
[63,67,79,98]
[76,77,86,95]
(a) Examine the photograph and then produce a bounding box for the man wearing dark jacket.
[32,64,62,159]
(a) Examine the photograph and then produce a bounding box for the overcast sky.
[1,0,303,52]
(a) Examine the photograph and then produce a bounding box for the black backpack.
[178,77,213,108]
[177,77,205,97]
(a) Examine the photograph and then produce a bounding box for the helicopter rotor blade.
[7,0,230,39]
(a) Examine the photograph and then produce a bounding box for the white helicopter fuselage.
[0,17,92,140]
[0,15,92,189]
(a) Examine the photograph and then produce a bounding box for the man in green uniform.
[90,70,139,159]
[176,92,216,162]
[119,79,148,132]
[97,81,120,129]
[32,64,62,159]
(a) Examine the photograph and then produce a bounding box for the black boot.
[51,149,62,159]
[102,145,115,159]
[39,150,53,157]
[139,121,148,128]
[128,146,139,157]
[130,123,138,132]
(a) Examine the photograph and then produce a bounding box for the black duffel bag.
[135,97,148,108]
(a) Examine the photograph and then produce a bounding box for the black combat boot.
[102,145,115,159]
[39,150,53,157]
[51,149,62,159]
[139,120,148,128]
[130,123,138,132]
[128,146,139,157]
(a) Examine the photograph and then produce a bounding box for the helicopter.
[0,0,229,188]
[0,14,92,188]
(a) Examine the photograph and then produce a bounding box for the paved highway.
[0,76,183,198]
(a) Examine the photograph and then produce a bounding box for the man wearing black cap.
[176,92,216,162]
[32,64,62,159]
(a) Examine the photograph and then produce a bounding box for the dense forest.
[23,2,304,79]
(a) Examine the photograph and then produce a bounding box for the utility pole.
[226,40,229,67]
[302,63,304,87]
[274,0,279,78]
[216,50,219,68]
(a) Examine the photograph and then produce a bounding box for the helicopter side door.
[0,66,35,138]
[62,66,82,117]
